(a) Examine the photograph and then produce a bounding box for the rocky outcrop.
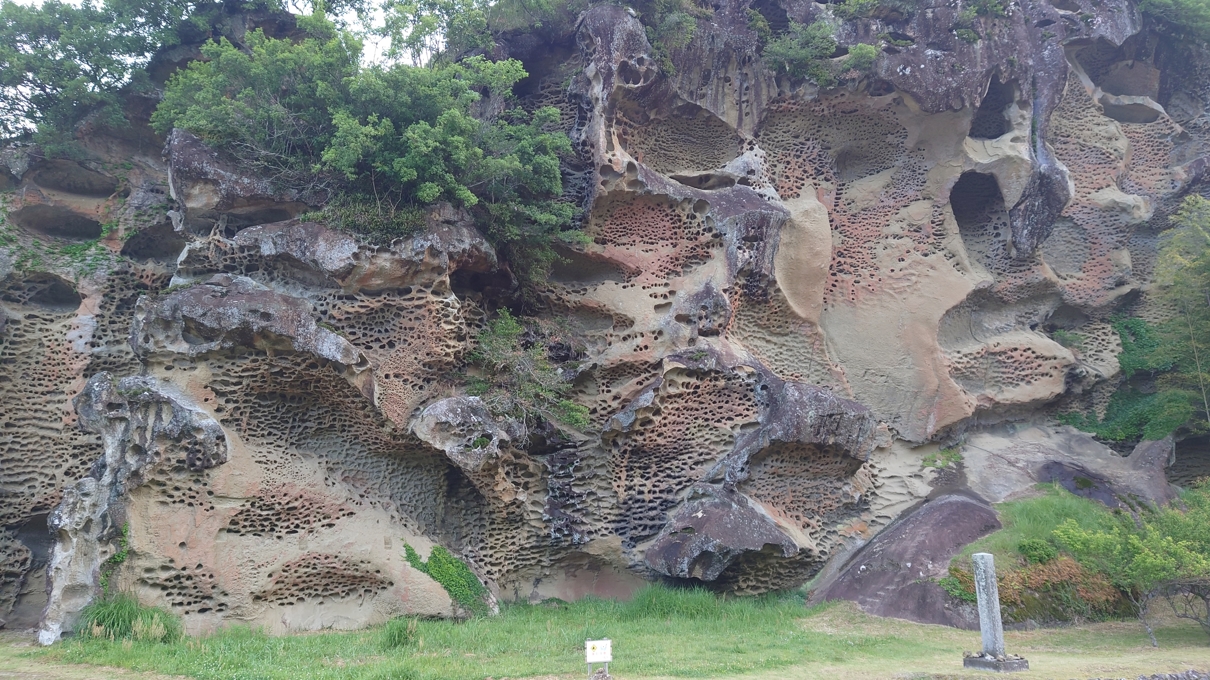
[813,493,1001,629]
[2,0,1209,639]
[961,425,1178,506]
[39,373,227,644]
[165,129,313,234]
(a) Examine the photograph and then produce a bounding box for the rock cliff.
[1,0,1207,638]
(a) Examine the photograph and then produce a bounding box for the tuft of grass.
[921,448,962,469]
[380,616,419,650]
[620,584,730,620]
[77,594,181,643]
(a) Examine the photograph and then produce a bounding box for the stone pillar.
[973,552,1005,657]
[962,552,1027,671]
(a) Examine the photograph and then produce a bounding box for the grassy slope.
[957,483,1118,568]
[7,587,1210,680]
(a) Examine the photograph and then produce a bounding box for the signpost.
[586,638,612,677]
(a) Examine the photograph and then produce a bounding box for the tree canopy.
[151,9,575,276]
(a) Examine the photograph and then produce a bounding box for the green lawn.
[24,589,833,680]
[7,586,1210,680]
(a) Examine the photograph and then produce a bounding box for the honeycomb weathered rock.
[3,0,1208,638]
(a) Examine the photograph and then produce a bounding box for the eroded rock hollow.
[2,0,1207,639]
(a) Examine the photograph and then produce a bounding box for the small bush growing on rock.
[404,544,490,616]
[955,27,981,44]
[763,21,839,87]
[466,309,590,432]
[1019,538,1058,565]
[98,523,129,596]
[1051,329,1085,351]
[78,594,182,643]
[632,0,709,75]
[842,43,878,73]
[921,448,962,469]
[938,565,978,603]
[300,193,426,244]
[746,8,772,45]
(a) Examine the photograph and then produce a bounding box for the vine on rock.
[404,544,489,616]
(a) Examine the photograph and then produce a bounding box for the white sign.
[586,638,612,664]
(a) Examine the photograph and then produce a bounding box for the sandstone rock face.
[2,0,1207,638]
[40,373,228,644]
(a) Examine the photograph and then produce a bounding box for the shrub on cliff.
[152,9,577,280]
[763,21,839,87]
[466,309,589,431]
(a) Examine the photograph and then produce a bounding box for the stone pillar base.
[963,654,1030,672]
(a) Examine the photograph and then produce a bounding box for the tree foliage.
[0,0,366,153]
[153,10,577,276]
[153,11,361,188]
[380,0,492,64]
[763,21,839,86]
[0,0,160,149]
[1054,482,1210,645]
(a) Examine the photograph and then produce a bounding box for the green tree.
[1054,511,1210,646]
[153,11,577,278]
[762,21,838,87]
[0,0,363,153]
[0,0,160,150]
[379,0,492,64]
[152,10,361,190]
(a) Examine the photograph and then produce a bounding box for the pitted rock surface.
[40,373,228,643]
[1,0,1208,638]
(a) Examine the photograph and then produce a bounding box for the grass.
[77,594,181,644]
[958,484,1118,568]
[26,587,822,680]
[5,597,1209,680]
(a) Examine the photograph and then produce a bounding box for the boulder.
[814,494,1001,628]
